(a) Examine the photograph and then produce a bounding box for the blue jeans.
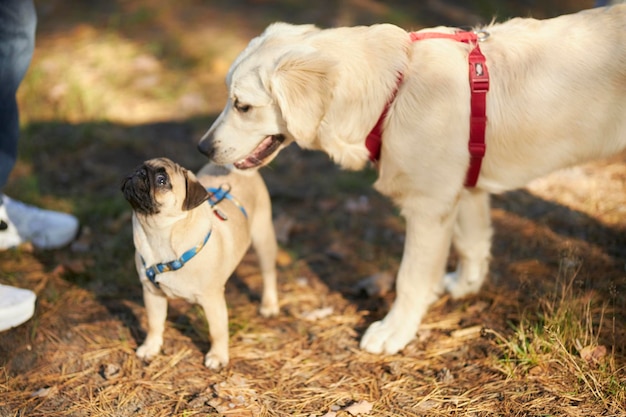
[0,0,36,192]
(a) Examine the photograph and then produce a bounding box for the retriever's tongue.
[234,156,260,170]
[234,136,279,170]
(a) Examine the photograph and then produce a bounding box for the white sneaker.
[0,194,79,250]
[0,204,23,249]
[0,284,37,332]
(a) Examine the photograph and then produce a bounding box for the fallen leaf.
[100,363,121,380]
[344,195,370,214]
[416,399,439,411]
[580,345,607,365]
[436,368,454,384]
[317,198,339,211]
[209,374,261,414]
[301,307,334,321]
[450,325,483,339]
[416,328,432,343]
[62,258,94,274]
[132,54,161,72]
[527,365,545,377]
[51,264,68,276]
[48,83,67,102]
[466,300,489,314]
[295,276,309,287]
[354,272,395,297]
[31,386,58,398]
[276,248,293,267]
[273,213,296,244]
[105,212,132,234]
[345,400,374,415]
[325,241,350,260]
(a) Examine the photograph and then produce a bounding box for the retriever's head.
[198,22,335,170]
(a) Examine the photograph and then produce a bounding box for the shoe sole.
[0,284,37,332]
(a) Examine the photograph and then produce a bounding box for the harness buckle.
[471,76,490,93]
[468,142,486,157]
[213,208,228,221]
[474,30,490,42]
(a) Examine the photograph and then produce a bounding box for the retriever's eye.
[155,173,168,186]
[234,99,251,113]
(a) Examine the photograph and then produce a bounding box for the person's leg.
[0,0,37,250]
[0,1,38,332]
[0,0,79,251]
[0,0,36,189]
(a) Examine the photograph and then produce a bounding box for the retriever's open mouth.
[234,134,285,169]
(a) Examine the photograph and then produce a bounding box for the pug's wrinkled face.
[121,157,209,217]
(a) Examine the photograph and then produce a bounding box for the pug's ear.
[183,171,210,211]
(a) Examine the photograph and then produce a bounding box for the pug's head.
[121,157,209,217]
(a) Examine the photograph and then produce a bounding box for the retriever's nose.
[197,139,215,159]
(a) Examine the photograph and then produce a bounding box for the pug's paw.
[259,300,279,318]
[136,339,162,361]
[204,351,229,370]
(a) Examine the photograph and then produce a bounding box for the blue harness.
[140,185,247,288]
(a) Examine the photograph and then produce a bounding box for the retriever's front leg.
[444,188,492,298]
[360,203,456,354]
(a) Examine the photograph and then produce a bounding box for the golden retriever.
[198,5,626,354]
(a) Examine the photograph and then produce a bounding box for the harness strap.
[365,74,403,163]
[207,186,247,218]
[366,30,490,187]
[143,230,212,287]
[140,185,247,288]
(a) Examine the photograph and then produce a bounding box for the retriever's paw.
[444,271,482,299]
[360,319,417,354]
[204,350,229,370]
[136,340,162,361]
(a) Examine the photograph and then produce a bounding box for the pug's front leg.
[136,284,168,361]
[198,293,229,370]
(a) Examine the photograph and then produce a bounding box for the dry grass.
[3,248,623,416]
[1,1,624,416]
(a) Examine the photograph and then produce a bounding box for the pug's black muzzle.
[121,166,160,215]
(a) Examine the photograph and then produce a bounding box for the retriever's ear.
[270,52,335,144]
[262,22,318,38]
[183,171,210,211]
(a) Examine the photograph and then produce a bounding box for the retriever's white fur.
[199,5,626,354]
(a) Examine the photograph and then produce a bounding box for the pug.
[121,157,279,370]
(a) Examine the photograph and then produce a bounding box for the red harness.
[365,30,490,187]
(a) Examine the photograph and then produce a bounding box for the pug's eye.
[234,99,251,113]
[155,173,168,186]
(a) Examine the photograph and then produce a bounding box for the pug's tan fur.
[122,158,278,369]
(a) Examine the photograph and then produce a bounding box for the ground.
[1,1,625,416]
